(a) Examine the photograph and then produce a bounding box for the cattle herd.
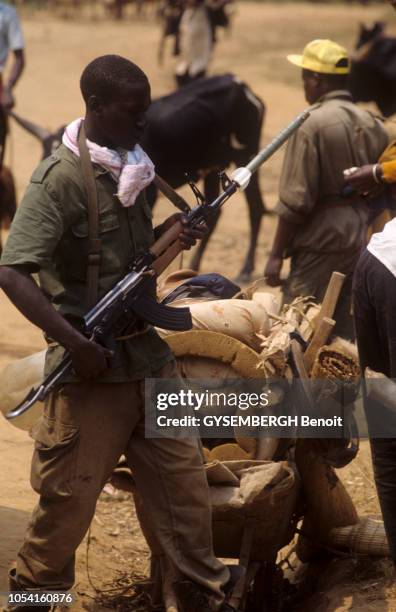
[13,0,376,20]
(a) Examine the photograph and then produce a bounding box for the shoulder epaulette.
[31,155,61,184]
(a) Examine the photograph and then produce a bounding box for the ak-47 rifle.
[6,109,310,420]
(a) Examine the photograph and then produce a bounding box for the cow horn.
[351,39,376,63]
[9,111,52,143]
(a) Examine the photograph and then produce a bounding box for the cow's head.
[356,22,385,50]
[10,112,65,160]
[43,126,65,158]
[0,166,16,226]
[350,22,396,117]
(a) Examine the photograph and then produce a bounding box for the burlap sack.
[208,443,251,462]
[208,460,300,560]
[159,299,270,351]
[175,355,240,379]
[0,350,45,430]
[251,291,280,319]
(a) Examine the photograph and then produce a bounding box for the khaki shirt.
[0,144,172,382]
[276,90,389,255]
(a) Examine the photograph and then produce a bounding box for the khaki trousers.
[16,361,229,610]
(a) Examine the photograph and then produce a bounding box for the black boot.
[174,565,245,612]
[173,580,213,612]
[3,569,51,612]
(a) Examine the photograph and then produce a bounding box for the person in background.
[0,2,25,160]
[0,1,24,110]
[345,99,396,573]
[174,0,229,86]
[264,39,388,340]
[175,0,213,86]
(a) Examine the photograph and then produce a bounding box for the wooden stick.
[304,316,336,373]
[290,339,314,410]
[317,271,346,322]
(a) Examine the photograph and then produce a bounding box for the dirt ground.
[1,2,396,610]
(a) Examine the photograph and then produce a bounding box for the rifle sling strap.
[77,128,189,307]
[78,123,101,309]
[154,174,191,214]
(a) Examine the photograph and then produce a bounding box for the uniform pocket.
[71,212,120,237]
[30,415,79,498]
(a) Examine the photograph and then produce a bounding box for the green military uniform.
[1,144,172,381]
[0,144,228,608]
[276,90,389,339]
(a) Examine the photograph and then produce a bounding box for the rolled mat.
[328,517,389,557]
[311,347,360,382]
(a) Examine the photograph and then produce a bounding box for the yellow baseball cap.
[287,39,349,75]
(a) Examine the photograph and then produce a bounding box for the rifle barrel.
[246,109,310,175]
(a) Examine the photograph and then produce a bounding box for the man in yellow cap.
[264,39,388,339]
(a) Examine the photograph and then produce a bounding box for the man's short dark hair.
[80,55,149,104]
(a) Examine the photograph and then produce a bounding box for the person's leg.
[353,250,389,375]
[0,103,8,166]
[125,360,229,611]
[16,381,140,590]
[283,250,359,340]
[353,250,396,563]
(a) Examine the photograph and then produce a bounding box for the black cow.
[349,22,396,117]
[11,74,267,280]
[0,112,17,257]
[0,166,17,258]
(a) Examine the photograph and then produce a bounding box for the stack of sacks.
[158,299,271,351]
[158,270,281,352]
[0,350,46,430]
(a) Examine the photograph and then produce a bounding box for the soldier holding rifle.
[0,54,237,612]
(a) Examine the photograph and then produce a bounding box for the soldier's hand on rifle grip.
[68,336,113,380]
[158,212,208,250]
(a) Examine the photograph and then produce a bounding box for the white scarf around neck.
[62,118,155,207]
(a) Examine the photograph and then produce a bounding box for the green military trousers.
[16,360,229,610]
